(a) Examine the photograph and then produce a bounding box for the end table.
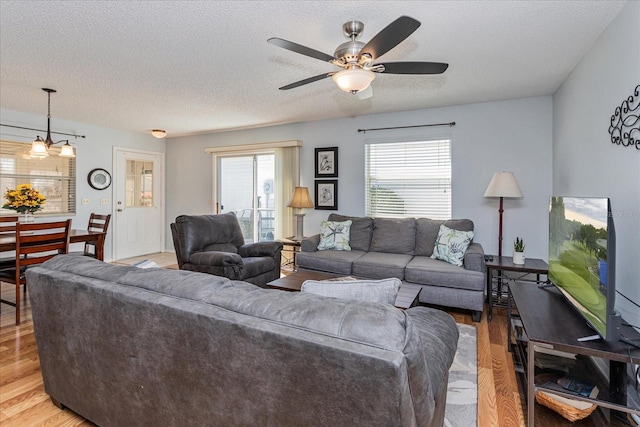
[280,238,301,271]
[485,255,548,320]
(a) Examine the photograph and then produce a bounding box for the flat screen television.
[548,196,620,342]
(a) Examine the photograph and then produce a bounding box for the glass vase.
[20,212,34,223]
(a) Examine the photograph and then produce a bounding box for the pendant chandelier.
[30,88,75,159]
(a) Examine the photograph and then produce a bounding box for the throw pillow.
[301,278,401,305]
[431,224,474,267]
[317,220,352,251]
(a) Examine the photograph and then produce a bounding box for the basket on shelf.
[535,389,597,422]
[534,373,597,422]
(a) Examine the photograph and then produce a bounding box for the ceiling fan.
[268,16,448,96]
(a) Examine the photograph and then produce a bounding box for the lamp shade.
[483,172,523,198]
[331,68,376,93]
[288,187,314,209]
[58,142,76,158]
[30,137,49,159]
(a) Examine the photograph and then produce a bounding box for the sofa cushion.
[328,214,373,251]
[296,250,366,275]
[317,220,352,251]
[431,224,474,267]
[352,252,413,280]
[415,218,474,257]
[405,256,485,291]
[301,278,401,305]
[370,218,416,255]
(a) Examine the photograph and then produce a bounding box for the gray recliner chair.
[170,212,283,287]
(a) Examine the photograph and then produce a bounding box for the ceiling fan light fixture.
[332,68,375,93]
[151,129,167,138]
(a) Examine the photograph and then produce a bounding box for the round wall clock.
[88,168,112,190]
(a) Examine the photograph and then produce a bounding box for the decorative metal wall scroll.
[609,85,639,150]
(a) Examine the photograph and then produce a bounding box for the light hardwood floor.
[0,257,626,426]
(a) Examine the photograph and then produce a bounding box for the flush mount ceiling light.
[30,88,75,158]
[151,129,167,138]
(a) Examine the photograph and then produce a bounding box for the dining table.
[0,229,107,261]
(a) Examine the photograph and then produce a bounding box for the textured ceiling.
[0,1,626,137]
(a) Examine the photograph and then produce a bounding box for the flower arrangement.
[2,184,46,214]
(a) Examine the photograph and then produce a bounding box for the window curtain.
[275,146,300,239]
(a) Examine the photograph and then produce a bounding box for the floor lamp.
[288,187,314,241]
[483,172,523,257]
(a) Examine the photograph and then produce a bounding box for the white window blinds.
[365,139,451,219]
[0,140,76,215]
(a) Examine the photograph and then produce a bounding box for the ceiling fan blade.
[377,62,449,75]
[268,37,335,62]
[356,85,373,100]
[359,16,421,61]
[279,73,332,90]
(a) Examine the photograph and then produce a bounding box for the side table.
[280,238,301,271]
[485,256,548,320]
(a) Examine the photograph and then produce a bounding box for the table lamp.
[288,186,314,241]
[483,172,523,257]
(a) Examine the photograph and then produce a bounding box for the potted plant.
[513,237,526,264]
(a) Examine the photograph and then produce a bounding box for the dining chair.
[78,213,111,258]
[0,219,71,325]
[0,215,19,270]
[0,215,19,233]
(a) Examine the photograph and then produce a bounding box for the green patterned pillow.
[431,224,474,266]
[317,220,352,251]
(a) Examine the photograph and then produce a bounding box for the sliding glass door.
[217,153,275,243]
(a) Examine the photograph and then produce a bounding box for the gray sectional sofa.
[27,255,459,427]
[297,214,486,322]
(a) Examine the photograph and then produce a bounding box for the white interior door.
[114,148,164,260]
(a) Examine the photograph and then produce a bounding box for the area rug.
[444,323,478,426]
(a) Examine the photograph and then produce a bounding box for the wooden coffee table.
[267,270,422,310]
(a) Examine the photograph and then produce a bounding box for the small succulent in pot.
[513,237,526,264]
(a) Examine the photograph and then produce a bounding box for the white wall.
[0,108,166,261]
[553,0,640,326]
[167,96,553,259]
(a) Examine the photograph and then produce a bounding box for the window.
[125,159,154,207]
[365,139,451,219]
[0,140,76,215]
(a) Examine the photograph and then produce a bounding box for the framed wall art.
[315,180,338,210]
[315,147,338,178]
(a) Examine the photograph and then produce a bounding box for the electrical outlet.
[81,198,90,206]
[100,198,110,205]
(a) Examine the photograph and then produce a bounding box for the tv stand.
[508,282,640,425]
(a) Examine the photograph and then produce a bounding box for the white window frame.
[365,137,452,219]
